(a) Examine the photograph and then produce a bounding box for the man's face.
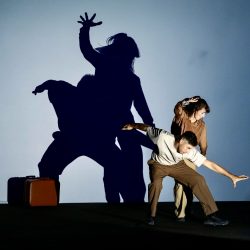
[177,139,194,154]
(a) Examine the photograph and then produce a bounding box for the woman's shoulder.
[197,119,206,128]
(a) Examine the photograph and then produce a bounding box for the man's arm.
[122,123,151,132]
[203,159,248,188]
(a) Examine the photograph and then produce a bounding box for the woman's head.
[185,96,210,121]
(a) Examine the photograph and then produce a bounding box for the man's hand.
[122,123,151,132]
[77,12,102,28]
[122,124,135,130]
[232,175,249,188]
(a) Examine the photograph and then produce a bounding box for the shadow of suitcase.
[7,176,36,205]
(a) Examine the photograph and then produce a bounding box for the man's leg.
[176,162,229,225]
[148,160,167,218]
[169,160,218,216]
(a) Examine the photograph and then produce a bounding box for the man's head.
[175,131,198,154]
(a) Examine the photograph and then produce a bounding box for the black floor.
[1,201,249,248]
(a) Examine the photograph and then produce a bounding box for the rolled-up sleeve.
[147,127,162,144]
[187,149,206,167]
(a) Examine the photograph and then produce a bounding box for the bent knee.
[193,174,206,185]
[149,180,163,190]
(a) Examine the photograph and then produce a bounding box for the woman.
[171,96,210,221]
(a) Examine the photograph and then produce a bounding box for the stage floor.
[1,201,249,248]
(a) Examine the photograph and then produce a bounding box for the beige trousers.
[147,159,218,218]
[174,159,196,218]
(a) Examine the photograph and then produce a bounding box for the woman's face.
[194,108,206,121]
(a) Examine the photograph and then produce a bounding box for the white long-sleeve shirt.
[147,127,206,167]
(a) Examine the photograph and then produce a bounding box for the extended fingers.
[239,175,249,179]
[236,176,249,184]
[87,13,102,26]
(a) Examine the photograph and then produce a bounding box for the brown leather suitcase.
[25,178,59,206]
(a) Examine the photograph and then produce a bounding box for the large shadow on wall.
[32,12,155,203]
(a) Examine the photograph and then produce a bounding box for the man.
[122,123,249,226]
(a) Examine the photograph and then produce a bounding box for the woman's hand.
[189,97,200,103]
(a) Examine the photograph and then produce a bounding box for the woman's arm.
[199,125,208,156]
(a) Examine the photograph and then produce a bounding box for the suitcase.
[7,175,36,205]
[25,178,59,206]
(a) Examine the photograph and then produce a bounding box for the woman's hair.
[184,96,210,117]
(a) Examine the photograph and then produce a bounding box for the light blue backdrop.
[1,0,250,202]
